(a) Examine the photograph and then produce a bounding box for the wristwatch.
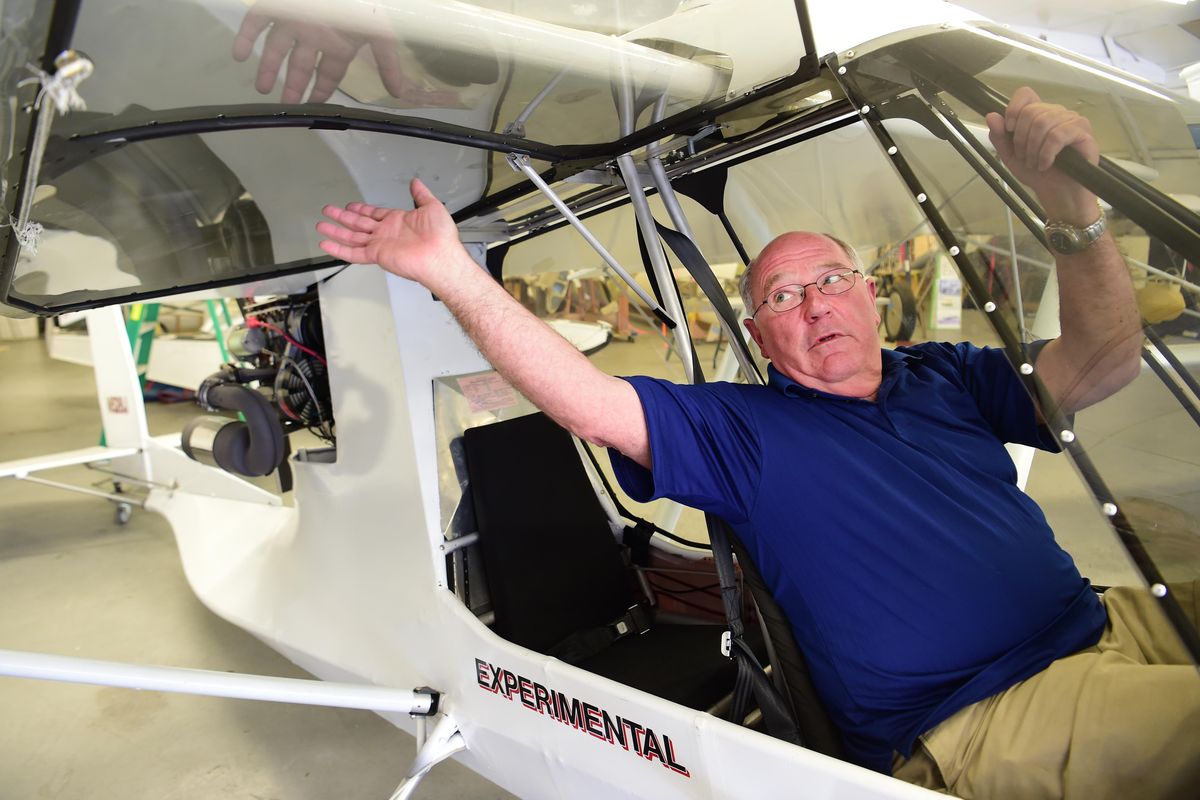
[1044,207,1106,255]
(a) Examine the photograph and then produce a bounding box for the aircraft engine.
[181,293,333,480]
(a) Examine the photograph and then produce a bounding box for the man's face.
[743,233,883,399]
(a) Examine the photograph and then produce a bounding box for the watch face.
[1048,228,1077,253]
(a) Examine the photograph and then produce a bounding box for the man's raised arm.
[987,87,1143,416]
[317,179,652,468]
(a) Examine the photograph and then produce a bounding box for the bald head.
[738,232,864,313]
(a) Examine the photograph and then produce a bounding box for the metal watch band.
[1044,207,1107,255]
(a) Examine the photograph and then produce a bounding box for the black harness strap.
[650,215,799,742]
[707,514,802,744]
[654,221,764,386]
[549,602,655,664]
[632,206,800,742]
[634,223,705,383]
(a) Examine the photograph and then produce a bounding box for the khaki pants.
[893,583,1200,800]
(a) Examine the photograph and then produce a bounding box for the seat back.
[729,534,847,759]
[462,412,635,653]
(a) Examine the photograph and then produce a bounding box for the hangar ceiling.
[954,0,1200,88]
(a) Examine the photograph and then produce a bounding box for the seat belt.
[549,603,654,664]
[707,514,802,744]
[654,222,764,386]
[652,219,801,744]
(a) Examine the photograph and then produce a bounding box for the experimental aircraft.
[1,0,1199,797]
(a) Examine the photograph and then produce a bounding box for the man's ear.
[744,318,769,360]
[866,276,881,327]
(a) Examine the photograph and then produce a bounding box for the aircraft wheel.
[884,284,918,342]
[114,502,132,526]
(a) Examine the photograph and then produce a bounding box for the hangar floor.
[1,312,1195,798]
[0,336,518,800]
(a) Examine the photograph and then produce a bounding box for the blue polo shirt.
[609,342,1106,773]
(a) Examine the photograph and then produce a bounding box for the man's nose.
[803,288,833,319]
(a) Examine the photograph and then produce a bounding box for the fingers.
[256,22,295,95]
[309,50,355,103]
[1034,116,1095,171]
[1001,87,1099,173]
[232,9,271,62]
[410,178,440,208]
[1012,103,1055,170]
[1003,85,1041,132]
[321,203,385,232]
[316,219,372,247]
[986,111,1014,163]
[346,202,390,221]
[282,43,319,104]
[318,237,368,264]
[370,39,410,100]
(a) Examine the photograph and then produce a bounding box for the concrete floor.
[0,336,516,800]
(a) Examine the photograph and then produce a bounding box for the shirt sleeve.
[606,376,763,523]
[948,341,1062,452]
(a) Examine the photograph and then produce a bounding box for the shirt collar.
[767,347,924,400]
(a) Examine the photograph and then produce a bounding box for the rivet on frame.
[887,146,898,155]
[1019,363,1034,375]
[949,246,960,256]
[916,193,927,203]
[1151,583,1167,598]
[984,301,996,312]
[1060,430,1075,443]
[1102,502,1118,517]
[860,104,870,115]
[838,66,847,75]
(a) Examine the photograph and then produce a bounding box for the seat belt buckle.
[720,630,732,658]
[612,604,652,638]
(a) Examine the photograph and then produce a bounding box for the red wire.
[246,317,328,366]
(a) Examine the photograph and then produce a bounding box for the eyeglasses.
[751,269,861,317]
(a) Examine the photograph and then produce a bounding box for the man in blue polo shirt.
[317,87,1199,798]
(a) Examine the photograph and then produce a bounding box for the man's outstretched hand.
[986,86,1100,226]
[317,179,464,285]
[232,2,461,106]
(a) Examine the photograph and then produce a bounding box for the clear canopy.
[0,0,809,312]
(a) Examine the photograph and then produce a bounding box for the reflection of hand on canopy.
[231,1,464,107]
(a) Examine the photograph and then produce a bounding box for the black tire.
[884,283,918,342]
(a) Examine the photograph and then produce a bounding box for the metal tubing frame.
[506,153,670,323]
[611,74,695,382]
[617,152,696,382]
[644,96,761,386]
[1142,325,1200,424]
[0,648,437,714]
[439,532,479,555]
[830,57,1200,661]
[1141,346,1200,429]
[15,473,146,507]
[899,49,1200,263]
